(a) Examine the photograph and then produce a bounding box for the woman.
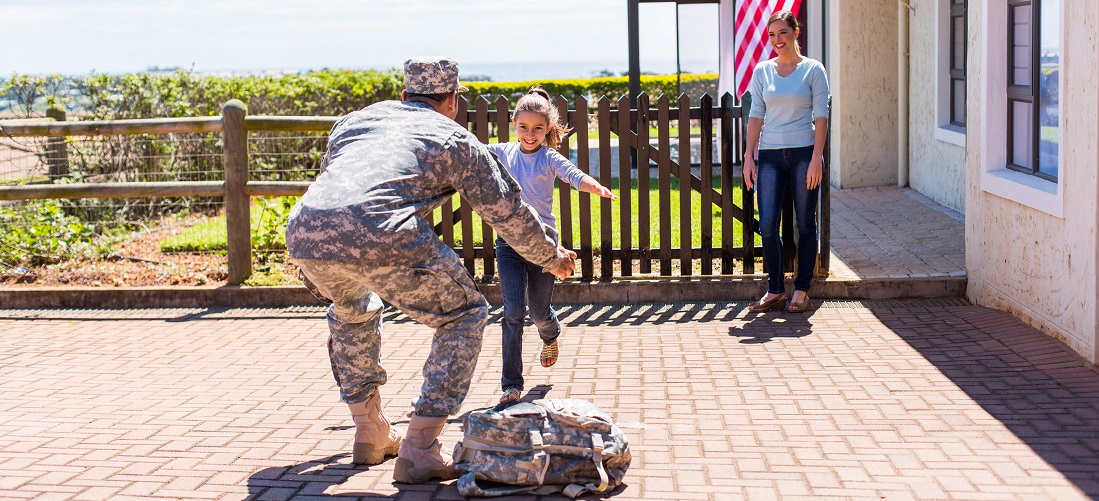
[742,10,830,313]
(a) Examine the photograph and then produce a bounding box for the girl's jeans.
[496,239,560,391]
[756,145,820,294]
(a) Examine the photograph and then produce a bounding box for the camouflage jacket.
[286,100,563,269]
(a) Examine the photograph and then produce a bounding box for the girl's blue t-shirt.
[486,141,587,236]
[747,57,830,150]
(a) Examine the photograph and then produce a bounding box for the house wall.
[906,0,967,213]
[967,0,1099,364]
[827,0,899,189]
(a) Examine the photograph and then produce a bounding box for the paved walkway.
[828,187,966,280]
[1,300,1097,500]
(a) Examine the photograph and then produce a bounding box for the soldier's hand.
[548,246,577,280]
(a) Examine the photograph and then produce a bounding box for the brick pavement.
[829,187,966,280]
[1,300,1097,500]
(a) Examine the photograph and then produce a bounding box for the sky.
[1,0,721,78]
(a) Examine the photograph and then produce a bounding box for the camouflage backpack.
[452,398,631,498]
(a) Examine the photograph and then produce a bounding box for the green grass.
[486,126,702,146]
[158,179,757,255]
[159,198,289,253]
[438,177,757,249]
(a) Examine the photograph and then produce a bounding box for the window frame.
[978,0,1063,219]
[948,0,967,128]
[1005,0,1057,182]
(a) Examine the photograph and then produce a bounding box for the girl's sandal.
[540,340,559,368]
[499,387,521,404]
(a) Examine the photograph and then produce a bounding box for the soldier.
[286,56,577,483]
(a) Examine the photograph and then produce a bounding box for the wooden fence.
[0,93,830,284]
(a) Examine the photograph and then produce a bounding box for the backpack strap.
[515,428,551,485]
[560,433,611,499]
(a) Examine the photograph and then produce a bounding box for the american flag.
[733,0,803,98]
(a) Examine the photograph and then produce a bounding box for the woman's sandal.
[498,387,521,404]
[787,294,810,313]
[748,293,787,313]
[540,340,559,368]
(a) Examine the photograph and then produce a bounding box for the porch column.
[826,0,899,188]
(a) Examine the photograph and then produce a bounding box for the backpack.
[452,398,631,498]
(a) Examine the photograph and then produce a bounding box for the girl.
[741,10,830,314]
[487,87,616,404]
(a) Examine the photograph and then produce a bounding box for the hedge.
[464,73,720,105]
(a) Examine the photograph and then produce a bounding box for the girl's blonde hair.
[513,86,571,149]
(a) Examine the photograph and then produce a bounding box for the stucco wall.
[966,0,1099,364]
[906,1,967,213]
[828,0,899,188]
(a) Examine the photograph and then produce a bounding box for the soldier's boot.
[348,390,402,465]
[392,415,461,483]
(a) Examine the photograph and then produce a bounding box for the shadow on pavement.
[873,305,1099,497]
[245,454,396,500]
[727,301,817,343]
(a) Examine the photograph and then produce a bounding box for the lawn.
[160,178,758,254]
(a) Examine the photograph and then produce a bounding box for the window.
[948,0,967,127]
[1006,0,1060,181]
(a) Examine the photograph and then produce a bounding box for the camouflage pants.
[294,252,488,417]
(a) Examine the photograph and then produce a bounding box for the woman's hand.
[806,156,823,190]
[742,157,757,191]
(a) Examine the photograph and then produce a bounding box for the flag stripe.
[733,0,803,98]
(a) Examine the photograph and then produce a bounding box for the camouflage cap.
[404,56,469,94]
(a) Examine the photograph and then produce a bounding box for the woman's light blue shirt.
[747,57,830,150]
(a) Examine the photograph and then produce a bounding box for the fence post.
[45,105,69,181]
[222,99,251,285]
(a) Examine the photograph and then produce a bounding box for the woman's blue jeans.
[756,145,820,294]
[496,239,560,391]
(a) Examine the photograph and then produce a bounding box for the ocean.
[455,59,718,83]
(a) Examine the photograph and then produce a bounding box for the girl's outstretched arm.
[579,175,617,200]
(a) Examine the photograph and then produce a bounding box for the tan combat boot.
[348,390,402,465]
[392,415,461,483]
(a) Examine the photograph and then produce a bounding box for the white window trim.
[936,0,967,146]
[977,0,1063,218]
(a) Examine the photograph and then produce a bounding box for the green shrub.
[0,200,107,267]
[464,73,719,105]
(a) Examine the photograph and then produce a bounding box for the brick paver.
[829,187,966,280]
[1,301,1097,500]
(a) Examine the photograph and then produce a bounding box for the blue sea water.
[457,59,718,83]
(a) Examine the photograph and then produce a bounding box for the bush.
[0,200,107,267]
[464,73,720,105]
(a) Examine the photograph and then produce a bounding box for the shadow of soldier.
[245,454,406,500]
[728,300,816,344]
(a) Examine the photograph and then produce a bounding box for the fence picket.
[656,94,672,276]
[574,97,594,280]
[719,93,736,274]
[700,94,714,275]
[554,97,574,261]
[738,93,755,274]
[598,97,614,280]
[677,94,692,275]
[617,95,633,277]
[476,96,495,280]
[637,93,651,274]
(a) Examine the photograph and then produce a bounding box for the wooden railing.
[0,93,830,285]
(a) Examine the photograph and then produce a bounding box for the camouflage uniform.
[287,62,565,417]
